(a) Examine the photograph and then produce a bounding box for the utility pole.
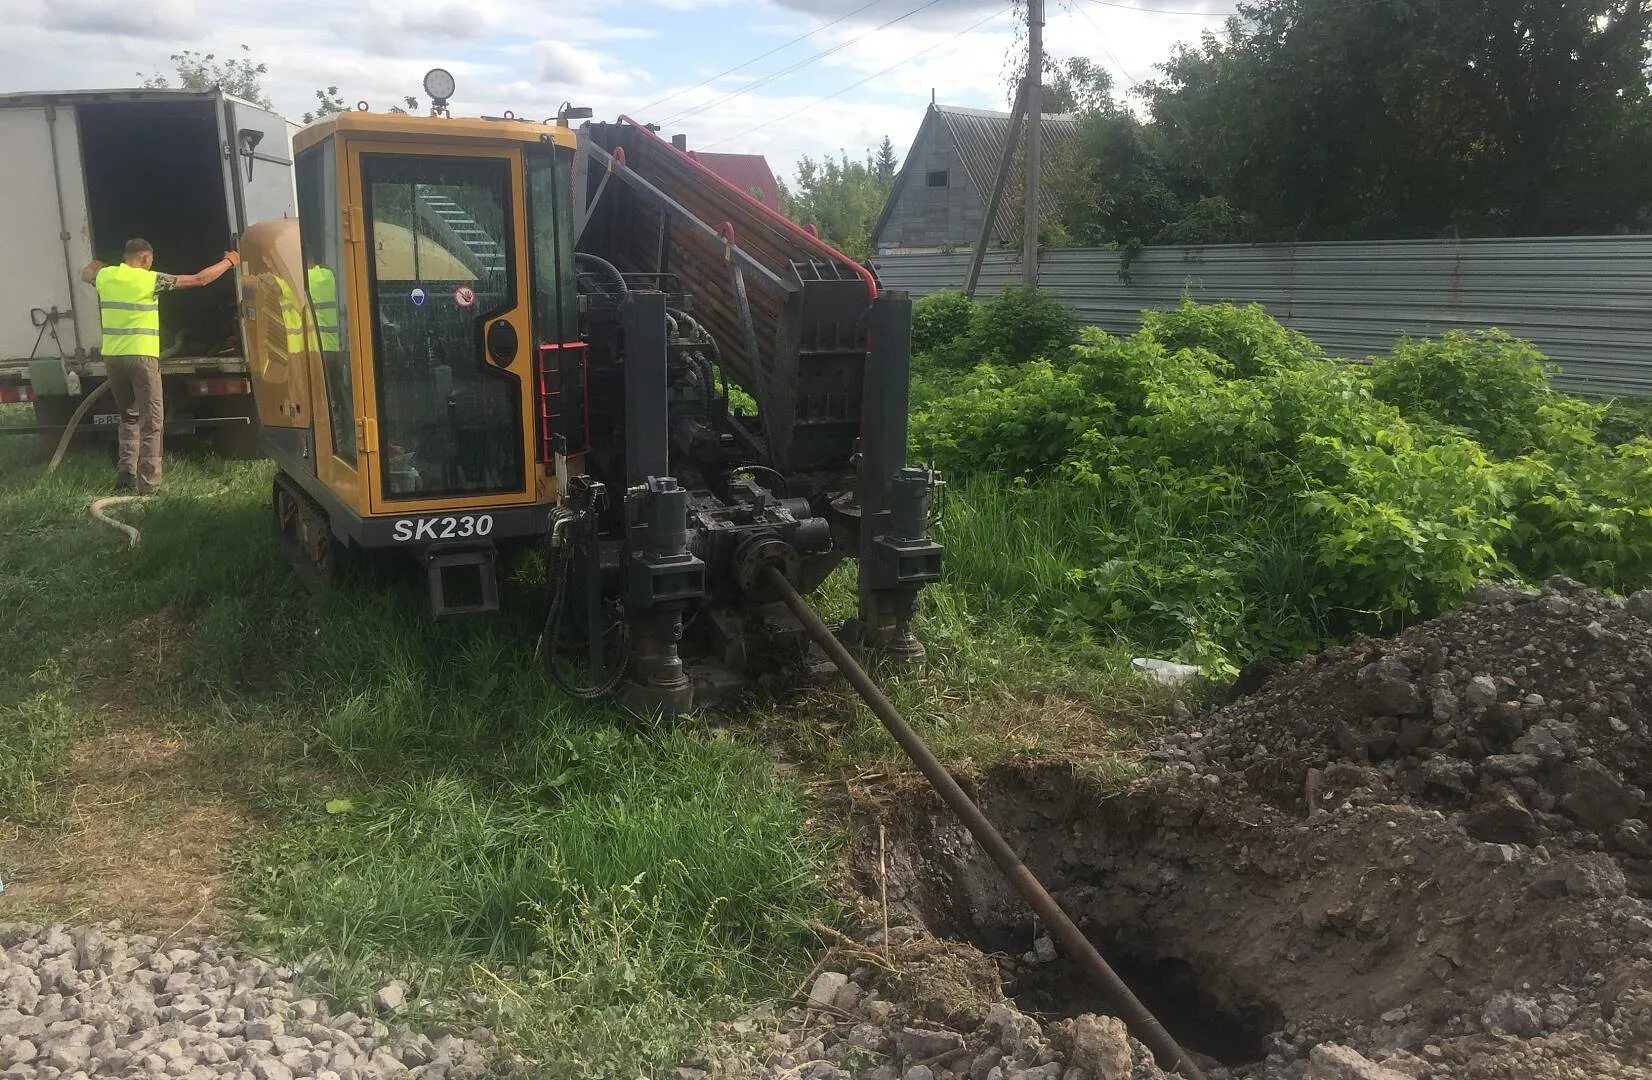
[1021,0,1044,288]
[964,79,1028,298]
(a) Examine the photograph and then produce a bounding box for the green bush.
[1142,299,1322,378]
[912,295,1652,669]
[1369,330,1556,456]
[1597,398,1652,446]
[1501,434,1652,590]
[920,287,1081,371]
[970,286,1080,365]
[911,291,976,355]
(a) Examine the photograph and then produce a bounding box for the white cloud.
[770,0,1004,31]
[639,0,736,9]
[536,40,604,86]
[37,0,201,39]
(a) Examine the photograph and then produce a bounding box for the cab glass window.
[361,153,523,500]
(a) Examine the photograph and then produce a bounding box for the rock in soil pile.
[0,923,492,1079]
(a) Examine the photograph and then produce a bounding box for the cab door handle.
[486,319,518,367]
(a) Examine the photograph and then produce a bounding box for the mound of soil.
[1178,577,1652,891]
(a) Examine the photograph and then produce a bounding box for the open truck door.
[219,97,295,236]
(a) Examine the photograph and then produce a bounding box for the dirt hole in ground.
[988,921,1280,1066]
[864,763,1638,1075]
[877,776,1289,1070]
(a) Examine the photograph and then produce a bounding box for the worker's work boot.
[115,472,135,493]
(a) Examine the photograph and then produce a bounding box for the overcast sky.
[0,0,1234,183]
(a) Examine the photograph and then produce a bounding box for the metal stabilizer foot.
[838,617,926,668]
[619,677,694,716]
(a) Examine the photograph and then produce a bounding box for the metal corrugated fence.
[871,237,1652,397]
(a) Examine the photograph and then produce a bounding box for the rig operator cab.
[241,96,577,611]
[241,72,943,714]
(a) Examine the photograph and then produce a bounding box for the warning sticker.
[410,287,427,307]
[453,285,476,308]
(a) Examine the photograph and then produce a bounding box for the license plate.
[389,513,495,542]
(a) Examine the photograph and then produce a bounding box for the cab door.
[347,144,537,516]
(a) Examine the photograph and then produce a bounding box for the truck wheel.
[31,395,78,458]
[198,394,264,459]
[212,421,264,459]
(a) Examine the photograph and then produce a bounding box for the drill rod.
[761,566,1207,1080]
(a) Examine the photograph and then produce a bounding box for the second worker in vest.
[81,239,240,494]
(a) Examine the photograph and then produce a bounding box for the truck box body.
[0,88,295,448]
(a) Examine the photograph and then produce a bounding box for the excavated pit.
[997,928,1278,1067]
[863,762,1652,1078]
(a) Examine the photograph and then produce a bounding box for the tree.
[140,45,271,108]
[1043,57,1115,117]
[304,88,422,124]
[304,86,347,125]
[1142,0,1652,239]
[1047,0,1652,247]
[874,136,899,185]
[779,147,896,261]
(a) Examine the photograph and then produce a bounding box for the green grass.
[0,430,834,1074]
[0,415,1171,1073]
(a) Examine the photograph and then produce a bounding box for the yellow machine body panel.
[245,109,583,534]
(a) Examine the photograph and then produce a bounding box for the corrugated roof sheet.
[871,102,1081,249]
[688,151,785,212]
[934,104,1079,240]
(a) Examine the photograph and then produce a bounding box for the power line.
[659,0,949,127]
[1061,0,1141,88]
[1078,0,1237,15]
[1077,0,1400,15]
[633,0,885,116]
[701,5,1014,151]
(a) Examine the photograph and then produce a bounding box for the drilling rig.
[237,74,942,713]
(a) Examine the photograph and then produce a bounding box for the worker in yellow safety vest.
[306,261,341,353]
[80,238,240,495]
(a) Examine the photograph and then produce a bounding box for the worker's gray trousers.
[106,355,163,493]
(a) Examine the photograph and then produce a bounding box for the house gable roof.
[688,151,785,212]
[871,102,1081,249]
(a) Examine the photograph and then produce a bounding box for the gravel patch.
[0,923,493,1079]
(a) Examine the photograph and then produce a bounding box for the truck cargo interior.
[78,100,238,360]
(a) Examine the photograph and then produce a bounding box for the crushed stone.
[0,923,492,1079]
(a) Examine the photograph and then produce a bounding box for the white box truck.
[0,87,295,453]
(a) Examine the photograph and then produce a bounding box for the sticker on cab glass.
[453,285,476,308]
[410,288,427,307]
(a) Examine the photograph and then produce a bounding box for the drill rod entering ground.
[762,567,1207,1080]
